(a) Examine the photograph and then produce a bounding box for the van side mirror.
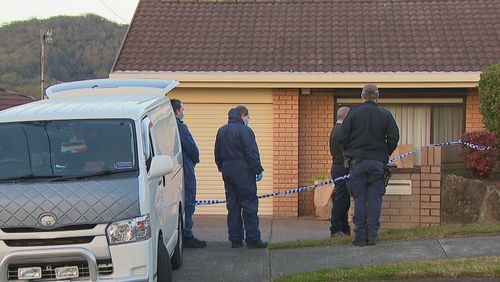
[148,155,174,179]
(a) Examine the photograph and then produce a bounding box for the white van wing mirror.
[148,155,174,179]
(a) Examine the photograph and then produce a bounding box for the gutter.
[109,71,481,88]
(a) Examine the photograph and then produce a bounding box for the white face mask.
[178,111,184,121]
[244,118,250,126]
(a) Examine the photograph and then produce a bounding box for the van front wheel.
[171,212,183,270]
[157,238,173,282]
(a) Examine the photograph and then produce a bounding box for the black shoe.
[231,241,243,248]
[246,239,268,249]
[183,236,207,248]
[352,239,367,247]
[367,240,377,246]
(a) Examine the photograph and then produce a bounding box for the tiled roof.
[0,89,36,111]
[113,0,500,73]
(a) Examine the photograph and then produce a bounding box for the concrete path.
[172,216,500,281]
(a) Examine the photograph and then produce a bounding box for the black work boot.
[246,239,268,249]
[231,241,243,248]
[183,236,207,248]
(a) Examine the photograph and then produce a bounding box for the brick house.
[110,0,500,228]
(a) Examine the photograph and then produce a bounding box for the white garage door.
[169,88,273,215]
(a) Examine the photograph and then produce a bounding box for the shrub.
[478,64,500,139]
[461,131,498,178]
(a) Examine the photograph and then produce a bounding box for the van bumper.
[0,247,99,281]
[99,275,148,282]
[0,247,149,282]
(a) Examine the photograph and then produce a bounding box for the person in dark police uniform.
[329,106,351,237]
[340,85,399,246]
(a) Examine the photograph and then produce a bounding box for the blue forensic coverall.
[177,119,200,238]
[214,108,264,244]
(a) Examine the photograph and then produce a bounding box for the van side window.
[151,115,170,157]
[152,114,177,158]
[148,105,179,161]
[166,109,181,156]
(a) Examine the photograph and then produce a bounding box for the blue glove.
[256,172,264,182]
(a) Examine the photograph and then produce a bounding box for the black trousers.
[330,163,351,234]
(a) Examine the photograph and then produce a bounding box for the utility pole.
[40,29,53,100]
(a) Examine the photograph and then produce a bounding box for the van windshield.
[0,119,137,181]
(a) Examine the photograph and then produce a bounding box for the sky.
[1,0,140,25]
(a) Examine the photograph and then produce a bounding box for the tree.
[478,64,500,139]
[0,15,127,97]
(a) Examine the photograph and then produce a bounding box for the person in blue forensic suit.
[170,99,206,248]
[214,105,268,249]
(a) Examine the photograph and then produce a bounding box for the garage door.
[169,88,273,215]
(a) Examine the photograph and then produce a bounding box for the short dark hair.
[171,99,182,112]
[235,105,249,117]
[361,84,379,101]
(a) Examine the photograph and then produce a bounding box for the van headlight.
[106,215,151,245]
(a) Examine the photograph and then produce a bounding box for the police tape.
[195,140,495,206]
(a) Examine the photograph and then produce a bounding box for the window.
[151,117,169,156]
[383,105,431,165]
[150,109,180,158]
[336,98,465,165]
[0,119,137,180]
[432,105,465,163]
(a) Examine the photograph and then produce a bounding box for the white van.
[0,79,184,282]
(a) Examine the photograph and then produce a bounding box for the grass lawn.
[274,256,500,282]
[270,222,500,250]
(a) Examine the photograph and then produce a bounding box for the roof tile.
[0,89,36,111]
[114,0,500,73]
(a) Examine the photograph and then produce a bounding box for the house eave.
[109,71,481,88]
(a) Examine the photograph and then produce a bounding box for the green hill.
[0,14,127,97]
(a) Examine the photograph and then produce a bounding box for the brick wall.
[465,88,485,132]
[380,173,422,229]
[418,147,442,226]
[298,90,334,216]
[378,147,442,229]
[277,87,444,226]
[273,89,299,216]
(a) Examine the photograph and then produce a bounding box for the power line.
[98,0,128,23]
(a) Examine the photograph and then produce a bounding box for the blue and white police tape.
[196,174,351,206]
[196,140,495,206]
[388,140,494,163]
[459,140,495,151]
